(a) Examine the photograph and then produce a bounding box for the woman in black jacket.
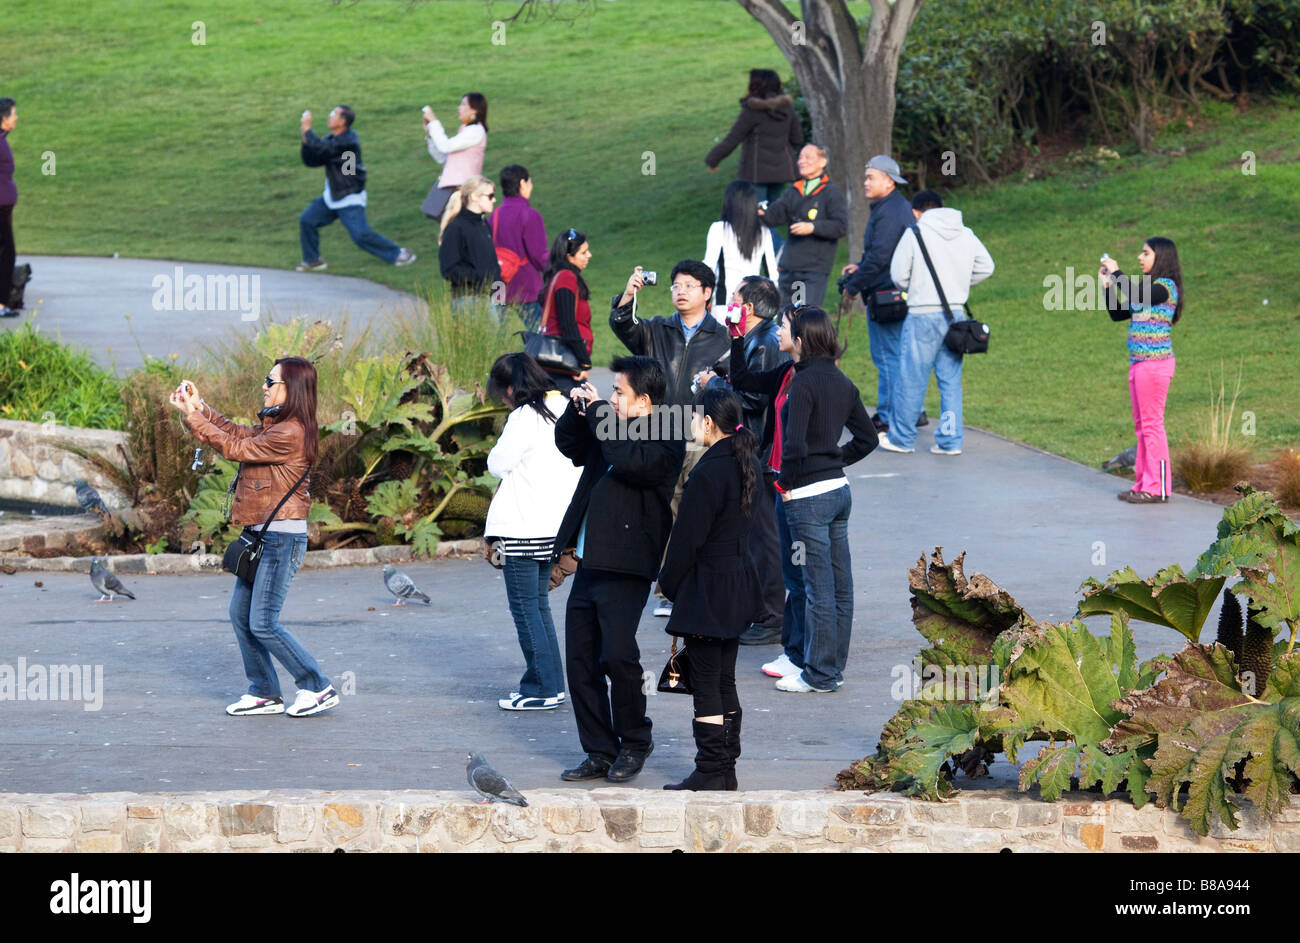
[438,175,501,311]
[704,69,804,206]
[658,388,763,791]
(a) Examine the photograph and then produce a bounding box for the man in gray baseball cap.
[839,154,917,435]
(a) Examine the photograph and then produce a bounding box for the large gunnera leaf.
[1077,564,1225,644]
[909,547,1028,670]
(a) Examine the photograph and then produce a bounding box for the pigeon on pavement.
[1102,446,1138,471]
[74,479,110,515]
[383,564,430,606]
[466,753,528,807]
[89,558,135,602]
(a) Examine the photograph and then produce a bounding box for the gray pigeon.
[89,558,135,602]
[1102,446,1138,471]
[74,479,109,515]
[383,564,430,606]
[466,753,528,807]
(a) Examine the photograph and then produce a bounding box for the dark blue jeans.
[503,554,565,698]
[775,492,806,668]
[228,530,330,697]
[782,484,853,689]
[299,196,401,264]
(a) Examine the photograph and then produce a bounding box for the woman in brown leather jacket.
[170,357,339,718]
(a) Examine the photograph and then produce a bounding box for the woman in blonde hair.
[439,175,501,313]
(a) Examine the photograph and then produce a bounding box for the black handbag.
[912,227,990,355]
[221,467,312,583]
[867,287,909,323]
[657,636,693,695]
[521,331,583,375]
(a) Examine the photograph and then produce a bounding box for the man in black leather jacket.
[297,105,414,271]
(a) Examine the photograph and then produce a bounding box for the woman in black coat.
[658,388,763,791]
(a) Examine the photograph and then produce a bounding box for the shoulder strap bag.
[520,275,583,375]
[912,227,990,356]
[222,466,312,583]
[491,210,526,284]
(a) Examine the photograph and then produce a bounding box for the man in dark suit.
[554,356,685,783]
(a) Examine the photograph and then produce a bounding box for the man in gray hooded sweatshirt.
[881,192,994,455]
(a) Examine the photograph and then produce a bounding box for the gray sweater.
[890,208,994,312]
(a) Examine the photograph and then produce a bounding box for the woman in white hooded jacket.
[485,353,582,710]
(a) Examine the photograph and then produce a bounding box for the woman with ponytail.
[657,387,764,790]
[439,175,500,312]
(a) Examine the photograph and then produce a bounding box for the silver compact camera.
[640,270,658,287]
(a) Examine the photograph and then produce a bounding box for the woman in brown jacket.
[170,357,339,718]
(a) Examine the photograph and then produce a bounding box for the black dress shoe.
[606,744,653,783]
[560,755,613,781]
[738,623,782,646]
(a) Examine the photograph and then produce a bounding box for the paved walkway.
[2,255,417,375]
[0,255,1230,797]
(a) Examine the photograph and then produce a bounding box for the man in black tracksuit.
[759,144,848,308]
[554,356,685,783]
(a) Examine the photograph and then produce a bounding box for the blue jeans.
[867,316,904,430]
[228,531,330,697]
[775,491,805,668]
[515,301,543,332]
[891,310,964,451]
[299,196,401,264]
[503,554,565,698]
[782,484,853,689]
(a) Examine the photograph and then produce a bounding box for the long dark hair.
[747,69,782,99]
[463,92,489,132]
[541,228,590,301]
[487,353,558,422]
[721,180,762,259]
[790,306,845,360]
[700,388,758,516]
[273,356,319,464]
[1145,236,1184,324]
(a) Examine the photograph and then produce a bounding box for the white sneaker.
[294,259,327,272]
[930,444,962,455]
[225,694,285,716]
[775,673,835,693]
[653,600,673,617]
[394,248,417,266]
[761,653,800,678]
[498,694,563,711]
[510,691,566,701]
[877,432,914,454]
[286,686,340,717]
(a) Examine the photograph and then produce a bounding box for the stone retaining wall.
[2,789,1295,852]
[0,418,131,510]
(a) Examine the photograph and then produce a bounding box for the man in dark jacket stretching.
[839,155,914,434]
[759,144,848,308]
[554,356,685,783]
[297,105,414,271]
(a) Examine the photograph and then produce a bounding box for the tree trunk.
[736,0,921,261]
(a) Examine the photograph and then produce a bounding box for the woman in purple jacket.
[491,165,549,330]
[0,97,18,318]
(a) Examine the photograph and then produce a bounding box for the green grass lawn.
[6,0,1298,464]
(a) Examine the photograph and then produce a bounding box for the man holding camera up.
[554,357,685,783]
[759,144,848,309]
[611,260,730,617]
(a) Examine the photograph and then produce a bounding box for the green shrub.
[0,321,125,429]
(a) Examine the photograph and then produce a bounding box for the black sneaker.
[739,623,782,646]
[560,755,613,781]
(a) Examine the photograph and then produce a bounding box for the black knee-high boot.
[663,720,729,790]
[722,709,741,791]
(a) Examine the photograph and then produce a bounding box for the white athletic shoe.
[286,686,340,717]
[761,653,801,678]
[877,432,914,454]
[225,694,285,716]
[930,444,962,455]
[654,600,673,617]
[775,673,835,693]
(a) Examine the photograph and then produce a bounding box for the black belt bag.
[222,467,312,583]
[913,227,990,355]
[867,288,909,323]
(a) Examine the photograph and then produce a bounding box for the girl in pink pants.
[1101,237,1183,504]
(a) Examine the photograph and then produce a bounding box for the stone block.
[322,803,374,844]
[827,823,902,846]
[127,803,163,819]
[491,805,539,843]
[1062,800,1106,817]
[276,805,318,844]
[776,801,826,839]
[220,804,275,837]
[685,804,740,853]
[908,801,966,824]
[831,802,904,826]
[1207,802,1268,841]
[1015,803,1062,828]
[76,833,124,853]
[1064,820,1105,851]
[442,805,492,845]
[639,833,685,849]
[80,804,125,833]
[382,803,440,837]
[164,802,215,843]
[125,820,162,853]
[1271,830,1300,852]
[1108,802,1165,833]
[1120,834,1159,851]
[966,801,1017,829]
[601,806,639,843]
[743,803,776,837]
[545,803,600,835]
[642,805,683,834]
[21,837,75,853]
[929,827,1012,852]
[0,807,16,838]
[21,806,77,839]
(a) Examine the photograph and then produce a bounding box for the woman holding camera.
[170,358,338,718]
[538,228,594,394]
[658,388,763,790]
[1101,237,1184,503]
[422,92,488,225]
[485,353,583,710]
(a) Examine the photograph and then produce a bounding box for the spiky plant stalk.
[1216,588,1243,664]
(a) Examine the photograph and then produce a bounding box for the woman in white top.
[704,180,778,320]
[485,353,582,710]
[421,92,489,224]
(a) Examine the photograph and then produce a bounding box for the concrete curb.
[0,538,484,573]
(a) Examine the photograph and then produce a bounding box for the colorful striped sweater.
[1108,274,1177,363]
